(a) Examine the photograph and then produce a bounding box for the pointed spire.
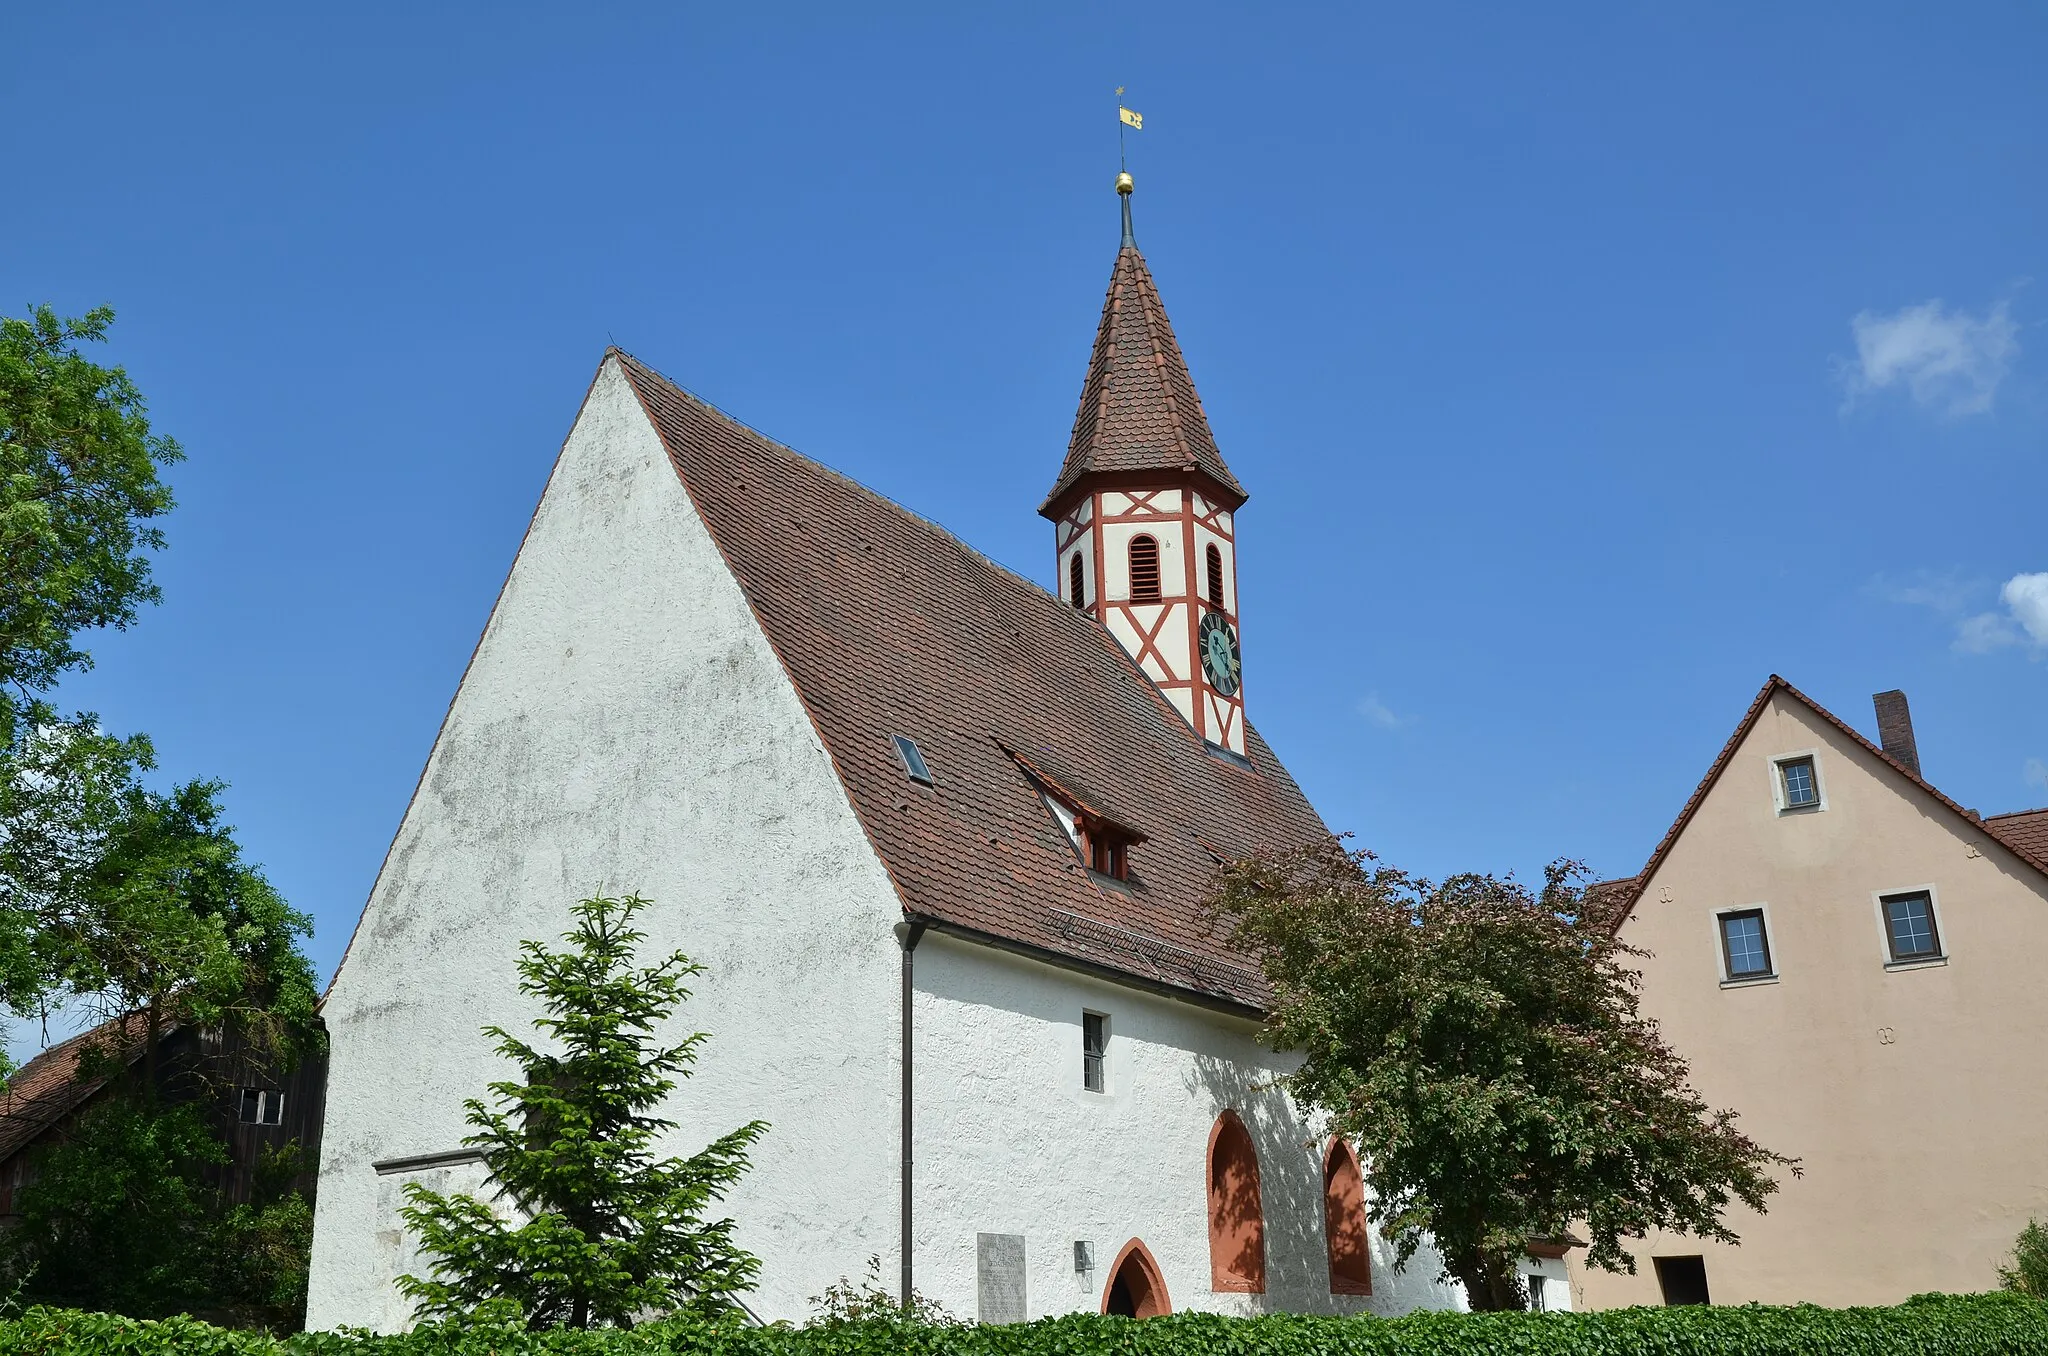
[1039,175,1246,518]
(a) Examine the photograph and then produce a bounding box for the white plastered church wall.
[910,933,1468,1318]
[307,358,906,1330]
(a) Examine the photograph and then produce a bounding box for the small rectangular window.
[892,734,932,785]
[1082,1012,1107,1092]
[1778,756,1818,809]
[1882,891,1941,962]
[1527,1274,1548,1311]
[1654,1255,1710,1306]
[239,1089,283,1126]
[1719,909,1772,980]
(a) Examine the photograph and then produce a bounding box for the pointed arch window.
[1128,535,1161,602]
[1070,553,1086,608]
[1206,1110,1267,1292]
[1205,544,1225,612]
[1101,1238,1172,1317]
[1323,1137,1373,1295]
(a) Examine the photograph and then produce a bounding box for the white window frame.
[1768,750,1826,814]
[1712,902,1780,987]
[1871,883,1947,970]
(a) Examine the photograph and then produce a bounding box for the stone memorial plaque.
[976,1232,1027,1324]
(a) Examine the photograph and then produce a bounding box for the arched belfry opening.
[1101,1238,1172,1317]
[1207,1109,1267,1292]
[1323,1137,1374,1296]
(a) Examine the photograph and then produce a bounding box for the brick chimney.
[1872,690,1921,777]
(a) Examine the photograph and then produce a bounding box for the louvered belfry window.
[1128,535,1162,602]
[1069,553,1086,608]
[1206,544,1225,611]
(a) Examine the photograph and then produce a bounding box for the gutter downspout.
[895,918,927,1309]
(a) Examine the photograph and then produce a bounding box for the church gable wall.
[308,358,905,1329]
[909,934,1467,1319]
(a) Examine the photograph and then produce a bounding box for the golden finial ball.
[1115,171,1134,196]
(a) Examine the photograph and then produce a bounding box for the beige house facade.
[1570,676,2048,1309]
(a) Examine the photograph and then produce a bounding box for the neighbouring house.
[1571,676,2048,1309]
[0,1013,327,1220]
[308,180,1561,1329]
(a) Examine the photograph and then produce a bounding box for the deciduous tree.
[1208,837,1796,1310]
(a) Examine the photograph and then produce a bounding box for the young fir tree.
[398,893,768,1330]
[1209,837,1796,1311]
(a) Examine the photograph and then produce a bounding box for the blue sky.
[3,4,2044,1006]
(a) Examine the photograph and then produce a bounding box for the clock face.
[1198,610,1241,697]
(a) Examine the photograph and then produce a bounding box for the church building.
[307,178,1519,1328]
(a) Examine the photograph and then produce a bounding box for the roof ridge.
[1983,806,2048,822]
[612,350,1085,619]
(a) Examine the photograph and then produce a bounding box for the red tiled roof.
[1039,242,1246,517]
[1986,808,2048,867]
[0,1013,148,1164]
[617,353,1323,1010]
[1608,677,2048,933]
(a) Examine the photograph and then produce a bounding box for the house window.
[1528,1274,1549,1311]
[1069,553,1086,608]
[1718,909,1773,980]
[1205,544,1225,612]
[239,1088,284,1126]
[1207,1111,1267,1292]
[1128,535,1161,602]
[1082,1012,1107,1092]
[1882,891,1941,963]
[1653,1255,1710,1306]
[1322,1138,1372,1295]
[1778,756,1818,809]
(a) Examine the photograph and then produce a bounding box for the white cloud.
[1955,611,2022,654]
[1357,693,1411,730]
[1842,299,2019,416]
[1955,571,2048,654]
[1870,568,1979,616]
[2003,573,2048,645]
[2026,758,2048,792]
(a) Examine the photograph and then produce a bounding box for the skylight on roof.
[892,735,933,786]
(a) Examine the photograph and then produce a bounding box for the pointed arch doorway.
[1101,1238,1172,1317]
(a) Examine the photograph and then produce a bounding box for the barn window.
[239,1088,284,1126]
[1205,544,1225,612]
[1207,1110,1267,1292]
[1128,535,1161,602]
[1070,553,1086,608]
[1323,1137,1373,1295]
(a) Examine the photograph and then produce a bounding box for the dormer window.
[1128,535,1161,602]
[1084,824,1132,881]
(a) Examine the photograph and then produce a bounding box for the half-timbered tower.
[1042,175,1249,756]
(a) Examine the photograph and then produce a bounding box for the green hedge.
[6,1294,2046,1356]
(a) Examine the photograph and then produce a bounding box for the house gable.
[310,357,908,1329]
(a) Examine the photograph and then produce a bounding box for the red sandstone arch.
[1323,1136,1373,1296]
[1206,1109,1267,1292]
[1101,1238,1172,1317]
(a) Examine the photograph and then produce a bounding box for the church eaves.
[1039,218,1246,519]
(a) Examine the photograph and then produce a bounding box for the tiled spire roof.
[1039,227,1246,517]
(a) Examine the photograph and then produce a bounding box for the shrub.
[3,1291,2048,1356]
[2004,1221,2048,1298]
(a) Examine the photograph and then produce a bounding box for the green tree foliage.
[1207,837,1797,1311]
[59,777,320,1093]
[399,893,769,1330]
[0,304,179,710]
[2003,1220,2048,1297]
[2,1095,315,1331]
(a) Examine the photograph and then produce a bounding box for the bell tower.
[1040,173,1250,756]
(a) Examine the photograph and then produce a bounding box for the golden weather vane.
[1115,86,1142,173]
